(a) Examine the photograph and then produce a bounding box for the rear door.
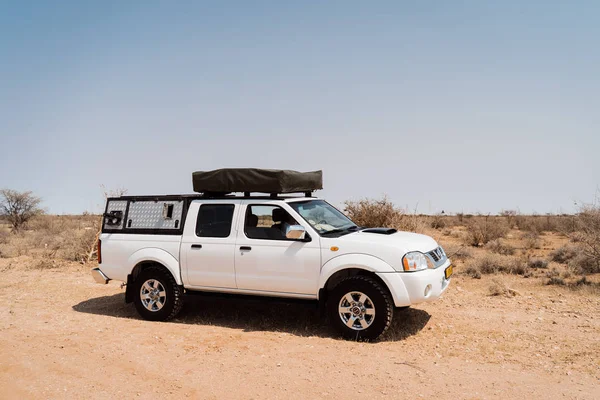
[181,200,241,288]
[234,201,321,295]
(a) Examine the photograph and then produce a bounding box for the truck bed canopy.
[192,168,323,195]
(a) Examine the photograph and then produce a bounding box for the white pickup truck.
[93,169,452,340]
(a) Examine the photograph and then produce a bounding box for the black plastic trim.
[361,228,398,235]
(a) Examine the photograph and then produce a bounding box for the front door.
[181,200,240,288]
[234,202,321,295]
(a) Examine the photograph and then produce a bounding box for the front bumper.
[377,259,451,307]
[91,268,110,284]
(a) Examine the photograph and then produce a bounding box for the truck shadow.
[72,293,431,342]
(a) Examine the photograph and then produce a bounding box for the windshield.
[288,200,358,235]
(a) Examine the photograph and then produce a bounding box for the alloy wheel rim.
[140,279,166,312]
[338,291,375,331]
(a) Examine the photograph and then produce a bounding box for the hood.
[336,230,438,254]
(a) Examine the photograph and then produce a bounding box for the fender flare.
[319,253,410,307]
[127,247,182,285]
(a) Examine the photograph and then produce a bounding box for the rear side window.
[196,204,235,238]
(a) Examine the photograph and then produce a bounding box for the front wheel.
[327,276,394,341]
[133,266,183,321]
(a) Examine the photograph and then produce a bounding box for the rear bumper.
[91,268,110,284]
[377,259,451,307]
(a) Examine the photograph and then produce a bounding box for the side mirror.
[286,225,306,240]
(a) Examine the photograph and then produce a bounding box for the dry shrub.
[343,197,426,232]
[488,278,509,296]
[547,276,566,286]
[0,214,100,263]
[60,228,99,262]
[568,253,600,275]
[32,258,60,270]
[555,215,579,234]
[488,278,519,297]
[514,214,563,233]
[464,265,481,279]
[568,204,600,274]
[0,232,29,257]
[390,213,427,233]
[521,231,541,250]
[549,245,578,264]
[0,229,9,258]
[344,197,399,228]
[527,258,548,269]
[443,243,473,261]
[546,268,560,278]
[500,210,518,228]
[546,275,600,293]
[485,239,515,255]
[467,253,528,276]
[464,215,509,246]
[430,214,446,230]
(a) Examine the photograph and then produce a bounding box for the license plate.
[444,265,453,279]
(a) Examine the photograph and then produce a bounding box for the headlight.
[402,251,433,272]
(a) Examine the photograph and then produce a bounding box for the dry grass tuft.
[465,253,528,276]
[527,258,549,269]
[546,276,566,286]
[485,239,516,255]
[488,278,508,296]
[488,278,520,297]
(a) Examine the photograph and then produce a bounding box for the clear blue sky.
[1,1,598,214]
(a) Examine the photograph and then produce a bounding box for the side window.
[244,205,300,240]
[196,204,235,238]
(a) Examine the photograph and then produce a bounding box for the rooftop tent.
[192,168,323,194]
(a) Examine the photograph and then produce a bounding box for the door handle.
[191,244,203,249]
[239,246,252,251]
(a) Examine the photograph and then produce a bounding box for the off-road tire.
[133,266,183,321]
[327,275,393,341]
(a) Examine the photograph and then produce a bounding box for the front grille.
[428,246,446,266]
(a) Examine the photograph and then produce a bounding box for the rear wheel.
[327,276,393,341]
[133,266,183,321]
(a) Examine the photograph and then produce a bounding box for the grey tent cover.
[192,168,323,194]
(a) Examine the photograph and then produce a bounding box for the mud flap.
[125,274,134,303]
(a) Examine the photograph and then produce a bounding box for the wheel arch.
[125,249,182,304]
[318,254,395,303]
[126,248,182,284]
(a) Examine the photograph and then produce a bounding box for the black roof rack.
[107,192,315,203]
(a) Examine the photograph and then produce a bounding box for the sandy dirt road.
[0,257,598,399]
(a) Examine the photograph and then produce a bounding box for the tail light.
[97,239,102,264]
